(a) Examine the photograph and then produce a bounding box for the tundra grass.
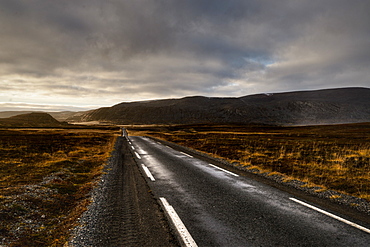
[127,123,370,201]
[0,128,119,246]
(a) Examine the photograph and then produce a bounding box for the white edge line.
[180,151,193,158]
[159,197,198,247]
[134,151,141,159]
[289,198,370,234]
[141,164,155,181]
[208,164,239,177]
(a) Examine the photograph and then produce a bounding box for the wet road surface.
[130,136,370,246]
[69,137,178,247]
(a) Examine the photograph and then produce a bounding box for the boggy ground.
[127,123,370,203]
[0,128,119,246]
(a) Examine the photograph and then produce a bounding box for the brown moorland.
[0,128,119,246]
[127,123,370,202]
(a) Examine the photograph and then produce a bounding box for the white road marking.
[289,198,370,234]
[180,151,193,158]
[141,164,155,181]
[131,145,135,150]
[159,197,198,247]
[208,164,239,177]
[134,151,141,159]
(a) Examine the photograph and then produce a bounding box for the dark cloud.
[0,0,369,110]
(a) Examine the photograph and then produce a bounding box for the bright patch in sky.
[0,0,369,111]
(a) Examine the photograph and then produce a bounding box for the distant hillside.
[0,113,65,127]
[0,111,34,119]
[70,87,370,126]
[0,111,85,122]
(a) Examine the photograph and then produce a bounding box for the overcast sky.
[0,0,369,111]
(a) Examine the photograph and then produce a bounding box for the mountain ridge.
[72,87,370,126]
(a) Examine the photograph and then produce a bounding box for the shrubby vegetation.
[0,128,118,246]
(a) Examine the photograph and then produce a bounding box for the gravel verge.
[67,137,178,246]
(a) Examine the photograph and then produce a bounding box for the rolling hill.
[0,111,84,122]
[0,112,65,127]
[70,87,370,126]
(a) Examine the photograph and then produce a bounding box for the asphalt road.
[69,137,178,247]
[129,136,370,247]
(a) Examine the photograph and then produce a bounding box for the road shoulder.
[68,137,179,246]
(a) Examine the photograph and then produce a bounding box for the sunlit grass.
[128,123,370,202]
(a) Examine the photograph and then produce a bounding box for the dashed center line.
[141,164,155,181]
[180,151,193,158]
[159,197,198,247]
[289,198,370,234]
[131,145,135,150]
[208,164,239,177]
[134,151,141,159]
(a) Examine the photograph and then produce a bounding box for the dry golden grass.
[0,128,119,246]
[128,123,370,201]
